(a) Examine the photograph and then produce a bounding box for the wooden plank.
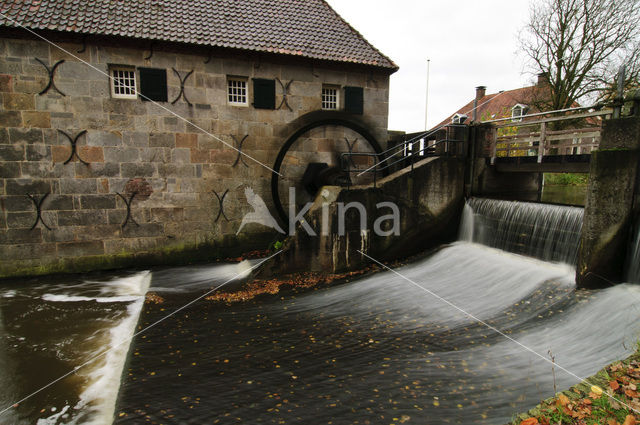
[538,122,546,163]
[491,127,497,165]
[492,109,612,128]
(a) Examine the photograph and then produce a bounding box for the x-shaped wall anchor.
[171,68,194,106]
[35,58,65,96]
[344,137,359,168]
[231,135,249,167]
[58,129,89,165]
[116,192,139,228]
[27,193,51,230]
[212,189,229,222]
[275,78,293,111]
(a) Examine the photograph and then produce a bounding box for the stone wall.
[0,33,391,277]
[577,114,640,288]
[263,156,466,277]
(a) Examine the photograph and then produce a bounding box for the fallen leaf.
[622,415,636,425]
[625,389,640,398]
[519,418,538,425]
[557,394,570,406]
[610,380,621,390]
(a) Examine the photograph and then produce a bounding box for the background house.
[432,73,553,129]
[428,74,600,158]
[0,0,397,277]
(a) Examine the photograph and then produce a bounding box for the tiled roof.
[432,85,545,129]
[0,0,397,71]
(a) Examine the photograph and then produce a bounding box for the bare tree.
[519,0,640,111]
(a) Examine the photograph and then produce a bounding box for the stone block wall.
[0,34,391,277]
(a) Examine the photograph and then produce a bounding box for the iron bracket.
[77,35,87,53]
[344,137,358,168]
[204,49,212,64]
[28,193,51,230]
[35,58,65,96]
[231,134,249,167]
[212,189,229,222]
[144,43,154,60]
[276,78,293,111]
[58,129,89,165]
[116,192,139,228]
[171,68,194,106]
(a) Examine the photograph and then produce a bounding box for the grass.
[544,173,589,186]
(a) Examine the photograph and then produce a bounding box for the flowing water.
[0,271,151,425]
[460,197,584,265]
[2,198,639,425]
[113,243,640,424]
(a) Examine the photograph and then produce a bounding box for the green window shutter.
[344,86,364,114]
[138,67,168,102]
[252,78,275,109]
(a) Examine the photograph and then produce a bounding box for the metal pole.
[424,59,430,131]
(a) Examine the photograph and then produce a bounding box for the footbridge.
[336,92,640,290]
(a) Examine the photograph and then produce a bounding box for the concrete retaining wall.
[577,114,640,288]
[264,156,465,276]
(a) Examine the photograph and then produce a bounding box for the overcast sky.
[325,0,536,132]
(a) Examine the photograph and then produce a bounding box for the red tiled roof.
[432,85,545,130]
[0,0,397,71]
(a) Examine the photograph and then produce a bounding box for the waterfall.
[460,197,584,265]
[626,219,640,283]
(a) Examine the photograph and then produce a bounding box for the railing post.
[490,127,497,165]
[373,159,377,188]
[538,122,546,163]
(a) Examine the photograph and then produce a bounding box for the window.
[138,67,168,102]
[322,86,339,110]
[110,66,137,99]
[511,104,528,122]
[228,77,248,106]
[452,113,468,124]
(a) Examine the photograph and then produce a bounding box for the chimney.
[475,86,486,100]
[537,72,549,87]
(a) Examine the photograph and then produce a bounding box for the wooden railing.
[483,108,612,164]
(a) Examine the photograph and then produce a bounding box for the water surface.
[115,243,640,424]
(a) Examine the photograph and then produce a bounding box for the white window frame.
[227,76,248,106]
[322,85,339,110]
[452,113,467,124]
[110,65,137,99]
[511,104,528,122]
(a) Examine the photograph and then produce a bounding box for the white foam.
[36,404,70,425]
[1,290,16,298]
[41,294,140,303]
[41,271,152,425]
[235,260,252,280]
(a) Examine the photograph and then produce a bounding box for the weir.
[627,219,640,283]
[460,198,584,265]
